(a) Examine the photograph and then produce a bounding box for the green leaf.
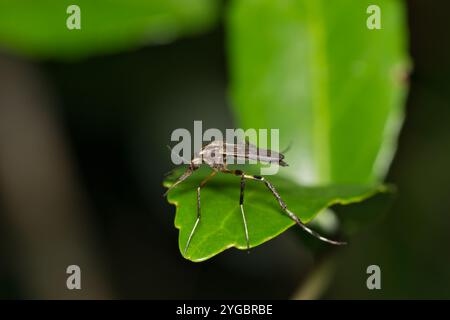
[227,0,410,185]
[0,0,219,59]
[164,167,385,262]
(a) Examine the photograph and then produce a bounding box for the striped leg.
[220,169,250,250]
[220,169,345,246]
[239,173,250,250]
[184,171,217,255]
[243,174,346,245]
[222,169,346,246]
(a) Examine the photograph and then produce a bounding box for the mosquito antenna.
[164,168,176,177]
[166,145,191,165]
[281,141,293,154]
[163,145,190,177]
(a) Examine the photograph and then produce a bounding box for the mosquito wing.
[222,142,288,166]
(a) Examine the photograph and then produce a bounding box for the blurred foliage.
[228,0,410,185]
[0,0,219,58]
[165,167,384,262]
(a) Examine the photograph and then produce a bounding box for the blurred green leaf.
[165,167,385,262]
[0,0,219,59]
[228,0,409,185]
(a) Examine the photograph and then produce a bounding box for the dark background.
[0,0,449,299]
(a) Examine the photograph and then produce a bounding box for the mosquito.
[164,140,346,254]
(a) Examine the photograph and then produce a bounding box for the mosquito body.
[165,140,345,254]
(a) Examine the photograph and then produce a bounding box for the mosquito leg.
[239,174,250,251]
[243,174,346,245]
[220,169,251,251]
[184,187,201,255]
[163,166,194,197]
[184,171,217,255]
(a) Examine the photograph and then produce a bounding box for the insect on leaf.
[164,0,408,261]
[164,167,386,262]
